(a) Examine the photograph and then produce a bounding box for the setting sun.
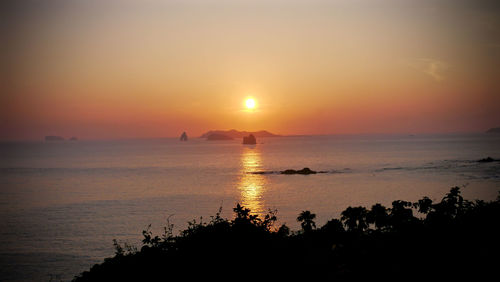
[245,98,256,109]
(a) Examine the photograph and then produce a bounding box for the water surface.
[1,134,499,281]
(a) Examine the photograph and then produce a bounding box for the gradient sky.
[2,0,500,140]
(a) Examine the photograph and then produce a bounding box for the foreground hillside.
[73,187,500,281]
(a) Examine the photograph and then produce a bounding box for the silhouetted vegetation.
[73,187,500,281]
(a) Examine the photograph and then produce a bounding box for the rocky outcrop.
[243,134,257,145]
[478,157,497,163]
[280,167,317,175]
[180,132,188,141]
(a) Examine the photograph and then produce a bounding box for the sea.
[0,134,499,281]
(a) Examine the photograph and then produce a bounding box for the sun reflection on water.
[238,146,267,216]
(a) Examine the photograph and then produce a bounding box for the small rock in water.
[243,134,257,145]
[281,167,317,175]
[478,157,496,163]
[180,131,188,141]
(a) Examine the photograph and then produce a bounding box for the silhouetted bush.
[73,187,500,281]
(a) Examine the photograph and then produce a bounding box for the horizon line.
[0,130,495,142]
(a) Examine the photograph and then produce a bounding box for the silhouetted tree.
[388,200,416,230]
[427,187,469,225]
[260,209,278,231]
[367,203,389,230]
[414,196,433,214]
[321,219,344,234]
[142,224,162,247]
[297,210,316,233]
[277,224,290,237]
[233,203,258,224]
[232,204,277,232]
[440,187,465,217]
[341,207,368,232]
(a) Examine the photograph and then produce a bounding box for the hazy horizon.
[2,128,497,142]
[2,0,500,140]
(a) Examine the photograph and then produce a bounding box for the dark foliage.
[73,187,500,281]
[297,210,316,232]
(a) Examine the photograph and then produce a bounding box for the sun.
[245,98,256,109]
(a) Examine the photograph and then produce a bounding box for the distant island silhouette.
[200,129,280,138]
[45,136,64,141]
[478,157,498,163]
[486,127,500,133]
[179,132,188,141]
[242,134,257,144]
[206,133,234,141]
[281,167,321,175]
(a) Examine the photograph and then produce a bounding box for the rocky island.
[280,167,324,175]
[242,134,257,145]
[478,157,498,163]
[180,132,188,141]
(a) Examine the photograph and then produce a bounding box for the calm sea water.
[1,134,499,281]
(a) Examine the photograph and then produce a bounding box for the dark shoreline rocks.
[478,157,497,163]
[281,167,317,175]
[250,168,334,175]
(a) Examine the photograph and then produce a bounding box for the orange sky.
[2,0,500,140]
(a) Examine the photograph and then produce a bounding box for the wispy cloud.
[405,58,449,82]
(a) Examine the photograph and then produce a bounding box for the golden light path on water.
[238,145,267,216]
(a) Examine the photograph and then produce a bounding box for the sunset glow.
[1,0,499,140]
[245,98,256,110]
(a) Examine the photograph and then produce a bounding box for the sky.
[1,0,500,140]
